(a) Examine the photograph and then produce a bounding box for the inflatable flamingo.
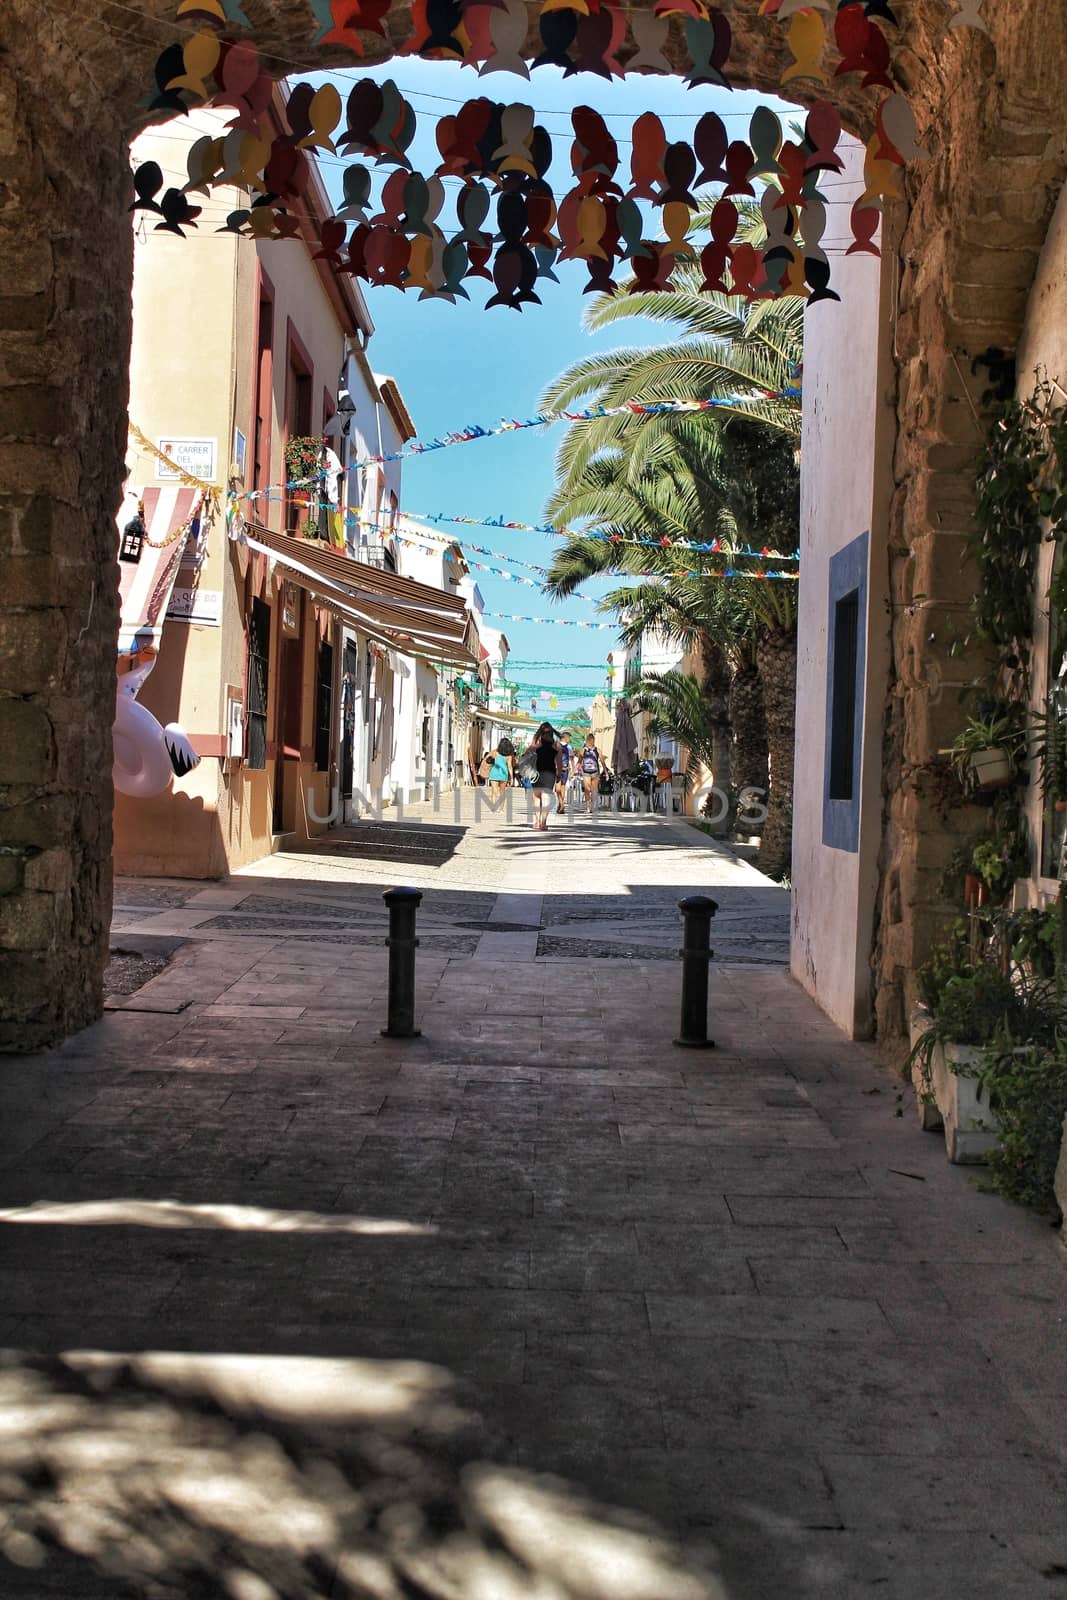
[113,643,200,799]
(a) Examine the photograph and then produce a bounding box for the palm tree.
[633,670,718,789]
[729,641,767,797]
[542,421,799,875]
[540,214,803,512]
[604,566,797,879]
[733,578,797,878]
[540,223,803,877]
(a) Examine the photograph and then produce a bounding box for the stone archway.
[0,0,1064,1050]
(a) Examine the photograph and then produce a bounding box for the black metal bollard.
[381,886,423,1038]
[674,895,718,1049]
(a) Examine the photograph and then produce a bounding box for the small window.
[252,287,273,494]
[315,640,334,773]
[828,589,860,801]
[246,598,271,770]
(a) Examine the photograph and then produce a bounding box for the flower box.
[909,1008,943,1132]
[968,745,1013,790]
[910,1009,1000,1163]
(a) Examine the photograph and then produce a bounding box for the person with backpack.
[555,728,574,814]
[523,724,559,831]
[578,733,605,816]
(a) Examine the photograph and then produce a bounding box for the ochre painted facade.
[112,106,367,881]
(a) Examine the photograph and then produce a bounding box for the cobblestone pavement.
[1,801,1065,1599]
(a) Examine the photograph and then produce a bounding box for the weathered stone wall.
[0,5,135,1049]
[1,0,1066,1050]
[873,0,1067,1045]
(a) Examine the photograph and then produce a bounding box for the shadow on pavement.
[0,1342,726,1600]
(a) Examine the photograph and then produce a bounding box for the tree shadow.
[0,1345,726,1600]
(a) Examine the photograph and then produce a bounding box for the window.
[280,636,302,752]
[822,531,868,853]
[828,589,860,801]
[286,327,313,532]
[246,597,270,770]
[252,286,273,494]
[315,639,334,773]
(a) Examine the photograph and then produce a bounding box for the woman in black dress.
[524,724,559,831]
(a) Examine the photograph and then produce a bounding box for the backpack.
[581,747,599,774]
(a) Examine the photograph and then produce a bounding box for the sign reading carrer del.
[156,437,217,483]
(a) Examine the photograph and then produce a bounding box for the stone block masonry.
[0,0,1066,1047]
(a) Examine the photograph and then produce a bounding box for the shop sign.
[282,581,300,637]
[167,588,222,626]
[156,437,217,482]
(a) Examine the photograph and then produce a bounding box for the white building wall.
[789,138,895,1038]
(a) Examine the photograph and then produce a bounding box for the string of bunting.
[509,659,613,670]
[130,0,981,309]
[241,393,801,489]
[375,505,799,556]
[392,532,798,582]
[362,515,800,586]
[508,683,596,698]
[362,506,800,562]
[484,610,618,629]
[276,504,799,583]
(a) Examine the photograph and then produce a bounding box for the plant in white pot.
[945,710,1028,796]
[908,960,1011,1164]
[907,962,1047,1164]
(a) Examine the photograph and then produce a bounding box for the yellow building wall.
[115,111,348,879]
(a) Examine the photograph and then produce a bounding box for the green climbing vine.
[957,372,1067,689]
[914,366,1067,1215]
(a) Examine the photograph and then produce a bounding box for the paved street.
[1,800,1066,1598]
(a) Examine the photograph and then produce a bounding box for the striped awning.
[116,485,203,658]
[243,523,479,670]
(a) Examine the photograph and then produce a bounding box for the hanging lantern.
[119,514,146,564]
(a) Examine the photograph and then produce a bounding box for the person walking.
[486,736,514,801]
[524,724,559,831]
[578,733,605,815]
[555,728,574,814]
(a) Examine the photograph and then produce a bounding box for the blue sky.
[310,60,794,709]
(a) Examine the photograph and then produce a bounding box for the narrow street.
[1,803,1065,1599]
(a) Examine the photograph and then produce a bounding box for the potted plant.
[909,922,971,1135]
[945,709,1028,795]
[976,1039,1067,1215]
[1036,690,1067,816]
[908,965,1016,1163]
[284,435,326,484]
[1007,905,1057,979]
[909,955,1065,1164]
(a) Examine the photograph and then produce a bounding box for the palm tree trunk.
[698,633,733,827]
[755,627,796,880]
[730,657,767,797]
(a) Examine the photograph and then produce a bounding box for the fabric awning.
[242,524,478,669]
[117,485,204,657]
